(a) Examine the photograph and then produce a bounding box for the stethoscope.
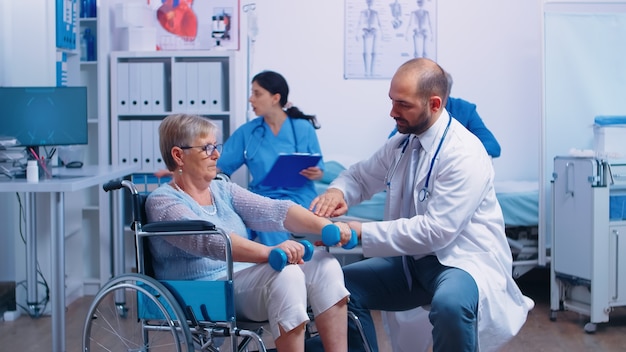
[388,115,452,202]
[243,117,298,160]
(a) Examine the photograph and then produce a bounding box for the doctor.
[309,58,533,351]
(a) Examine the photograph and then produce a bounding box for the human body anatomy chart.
[345,0,437,79]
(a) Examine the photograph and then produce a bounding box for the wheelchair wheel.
[83,273,194,352]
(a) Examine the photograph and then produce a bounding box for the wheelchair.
[83,178,269,351]
[82,178,373,352]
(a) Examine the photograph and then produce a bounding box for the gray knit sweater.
[145,180,294,280]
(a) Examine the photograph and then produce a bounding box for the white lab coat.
[331,111,533,351]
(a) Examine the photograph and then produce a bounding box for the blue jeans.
[306,255,478,352]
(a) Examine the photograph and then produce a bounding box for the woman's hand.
[300,166,323,181]
[347,221,362,240]
[333,222,354,246]
[273,240,307,264]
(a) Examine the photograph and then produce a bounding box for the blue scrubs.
[218,116,325,245]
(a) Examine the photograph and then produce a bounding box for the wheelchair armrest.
[142,220,217,232]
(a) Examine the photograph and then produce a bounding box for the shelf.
[79,17,97,23]
[111,51,234,174]
[117,112,231,118]
[80,61,97,66]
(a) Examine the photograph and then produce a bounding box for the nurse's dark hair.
[252,70,321,129]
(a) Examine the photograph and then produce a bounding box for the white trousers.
[233,249,350,339]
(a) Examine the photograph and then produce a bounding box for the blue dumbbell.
[268,240,314,271]
[321,224,358,249]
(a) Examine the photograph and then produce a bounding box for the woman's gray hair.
[158,113,219,171]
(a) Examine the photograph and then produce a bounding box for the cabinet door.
[553,157,596,280]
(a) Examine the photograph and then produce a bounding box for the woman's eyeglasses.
[179,143,223,156]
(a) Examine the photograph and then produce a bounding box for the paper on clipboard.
[260,153,322,188]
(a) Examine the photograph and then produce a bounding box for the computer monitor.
[0,86,88,149]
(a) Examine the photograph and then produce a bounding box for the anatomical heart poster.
[149,0,240,51]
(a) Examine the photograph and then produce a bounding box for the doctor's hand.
[310,188,348,218]
[300,166,323,181]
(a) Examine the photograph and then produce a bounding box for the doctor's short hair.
[159,113,219,171]
[443,70,454,106]
[445,71,453,97]
[399,58,448,103]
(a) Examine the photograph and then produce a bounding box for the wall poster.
[344,0,437,79]
[148,0,240,51]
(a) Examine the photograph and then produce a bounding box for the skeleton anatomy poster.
[344,0,437,79]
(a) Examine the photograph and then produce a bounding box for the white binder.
[151,62,165,113]
[141,120,154,172]
[152,120,165,170]
[139,63,153,113]
[207,62,223,112]
[118,120,131,166]
[172,61,187,112]
[129,120,143,169]
[197,61,212,111]
[128,63,142,114]
[185,62,199,112]
[116,62,130,114]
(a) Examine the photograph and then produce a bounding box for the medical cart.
[550,156,626,333]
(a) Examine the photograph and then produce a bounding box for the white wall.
[0,0,57,284]
[0,0,544,282]
[232,0,542,182]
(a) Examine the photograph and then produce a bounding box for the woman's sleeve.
[146,190,228,260]
[229,182,295,232]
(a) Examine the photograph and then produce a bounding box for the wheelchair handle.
[322,224,358,250]
[103,180,124,192]
[103,179,139,195]
[269,240,314,271]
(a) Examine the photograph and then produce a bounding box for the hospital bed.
[314,161,543,277]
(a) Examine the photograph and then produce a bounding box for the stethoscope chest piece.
[418,187,429,202]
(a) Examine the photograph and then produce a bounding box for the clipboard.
[260,153,322,188]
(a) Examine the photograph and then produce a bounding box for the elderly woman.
[145,113,351,352]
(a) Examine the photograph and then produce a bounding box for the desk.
[0,164,139,352]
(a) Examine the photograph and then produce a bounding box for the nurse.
[218,70,325,245]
